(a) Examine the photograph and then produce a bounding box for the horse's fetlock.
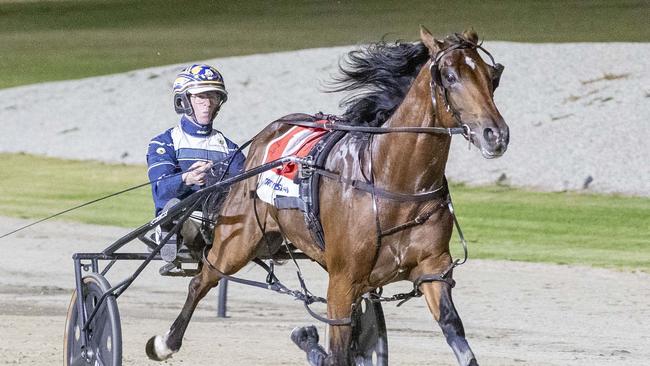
[166,336,182,352]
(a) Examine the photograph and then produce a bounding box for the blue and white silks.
[146,116,245,215]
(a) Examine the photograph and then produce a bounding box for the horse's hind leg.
[146,265,220,361]
[146,209,263,361]
[420,276,478,366]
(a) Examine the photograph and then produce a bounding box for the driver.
[146,64,246,264]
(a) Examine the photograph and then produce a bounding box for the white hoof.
[146,332,175,361]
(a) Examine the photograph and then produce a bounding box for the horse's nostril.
[483,128,497,143]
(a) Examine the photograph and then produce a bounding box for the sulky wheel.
[349,296,389,365]
[64,273,122,366]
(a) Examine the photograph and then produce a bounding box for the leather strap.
[279,120,465,136]
[315,167,449,203]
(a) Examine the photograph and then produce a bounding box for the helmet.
[172,64,228,116]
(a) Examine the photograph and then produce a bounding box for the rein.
[279,120,466,136]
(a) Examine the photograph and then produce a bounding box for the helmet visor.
[187,85,223,94]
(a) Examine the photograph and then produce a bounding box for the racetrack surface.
[1,216,648,366]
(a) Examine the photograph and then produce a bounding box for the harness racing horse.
[146,27,509,365]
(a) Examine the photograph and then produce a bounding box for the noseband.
[428,40,504,141]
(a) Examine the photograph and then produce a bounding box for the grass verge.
[1,153,648,271]
[0,153,152,227]
[449,185,650,271]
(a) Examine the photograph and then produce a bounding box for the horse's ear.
[462,29,479,44]
[420,25,442,54]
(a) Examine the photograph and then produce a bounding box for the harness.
[203,41,498,326]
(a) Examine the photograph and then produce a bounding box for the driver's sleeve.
[228,150,246,176]
[146,132,191,214]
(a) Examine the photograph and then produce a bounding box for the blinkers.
[491,63,504,90]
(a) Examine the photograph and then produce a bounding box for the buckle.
[298,156,315,179]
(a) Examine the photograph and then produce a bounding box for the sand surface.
[0,216,648,365]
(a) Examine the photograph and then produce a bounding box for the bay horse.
[146,27,509,365]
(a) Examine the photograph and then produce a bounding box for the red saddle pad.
[263,120,329,181]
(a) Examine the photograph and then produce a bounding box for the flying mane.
[329,41,428,127]
[330,32,478,127]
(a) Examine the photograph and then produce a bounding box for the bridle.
[428,39,504,141]
[279,40,503,142]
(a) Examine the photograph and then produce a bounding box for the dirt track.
[0,216,648,366]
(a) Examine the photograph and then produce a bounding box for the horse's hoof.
[291,326,327,366]
[291,325,320,352]
[145,335,174,361]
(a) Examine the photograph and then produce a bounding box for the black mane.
[328,41,429,127]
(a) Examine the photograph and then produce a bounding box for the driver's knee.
[180,212,208,249]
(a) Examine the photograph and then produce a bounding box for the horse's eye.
[445,73,457,84]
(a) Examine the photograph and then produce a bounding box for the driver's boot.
[158,224,179,263]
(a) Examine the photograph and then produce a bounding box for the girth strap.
[314,167,449,203]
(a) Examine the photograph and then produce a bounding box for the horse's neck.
[372,65,451,192]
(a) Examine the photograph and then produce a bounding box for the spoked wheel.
[64,273,122,366]
[349,297,389,365]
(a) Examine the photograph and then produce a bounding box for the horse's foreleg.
[290,324,327,366]
[291,278,357,366]
[420,279,478,366]
[325,321,353,366]
[146,267,220,361]
[324,278,358,365]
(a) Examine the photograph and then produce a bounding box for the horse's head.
[420,27,509,159]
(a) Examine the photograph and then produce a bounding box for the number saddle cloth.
[256,113,347,250]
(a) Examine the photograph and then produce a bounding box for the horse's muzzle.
[475,124,509,159]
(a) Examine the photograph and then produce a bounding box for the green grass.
[449,185,650,271]
[0,153,152,227]
[1,154,648,271]
[1,0,648,88]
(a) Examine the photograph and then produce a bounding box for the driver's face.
[190,91,221,125]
